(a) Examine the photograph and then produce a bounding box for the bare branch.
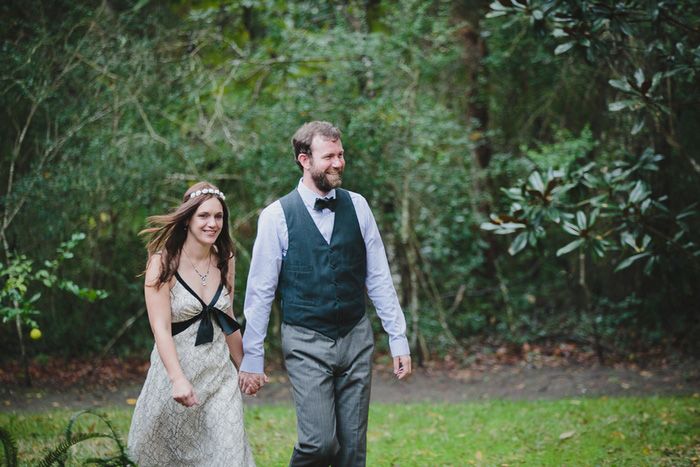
[129,93,171,148]
[2,103,115,237]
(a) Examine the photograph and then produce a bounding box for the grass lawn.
[1,397,699,466]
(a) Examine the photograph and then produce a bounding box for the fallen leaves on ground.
[559,430,576,440]
[0,356,149,390]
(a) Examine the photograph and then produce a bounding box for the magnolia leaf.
[490,0,511,10]
[528,230,537,246]
[28,292,42,304]
[554,41,575,55]
[620,231,636,249]
[562,221,580,236]
[620,19,634,36]
[528,171,545,193]
[485,10,508,18]
[508,232,528,256]
[614,252,651,272]
[629,181,649,204]
[631,114,646,135]
[131,0,150,13]
[655,102,671,114]
[592,240,606,258]
[608,100,634,111]
[480,222,501,231]
[677,202,699,220]
[545,207,562,223]
[557,238,585,256]
[582,173,602,187]
[576,211,587,230]
[643,256,655,275]
[609,79,631,92]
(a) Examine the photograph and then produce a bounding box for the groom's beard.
[311,166,343,193]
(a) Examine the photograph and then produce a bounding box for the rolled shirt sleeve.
[351,193,410,357]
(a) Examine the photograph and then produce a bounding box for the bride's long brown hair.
[139,182,236,293]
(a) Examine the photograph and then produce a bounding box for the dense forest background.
[2,0,699,380]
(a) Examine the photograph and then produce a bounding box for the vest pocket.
[282,269,317,306]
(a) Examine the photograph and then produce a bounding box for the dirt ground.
[2,362,698,413]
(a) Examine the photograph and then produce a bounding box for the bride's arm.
[223,255,244,369]
[145,255,199,407]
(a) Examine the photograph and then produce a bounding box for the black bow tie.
[314,197,338,212]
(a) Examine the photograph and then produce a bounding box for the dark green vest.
[279,188,367,339]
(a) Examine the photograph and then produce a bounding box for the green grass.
[1,397,699,466]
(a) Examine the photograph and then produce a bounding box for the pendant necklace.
[183,248,210,286]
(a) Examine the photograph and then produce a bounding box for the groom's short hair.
[291,121,342,171]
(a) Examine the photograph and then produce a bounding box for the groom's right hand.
[239,371,268,396]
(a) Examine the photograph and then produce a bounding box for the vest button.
[330,264,336,269]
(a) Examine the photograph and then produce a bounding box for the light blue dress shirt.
[240,180,410,374]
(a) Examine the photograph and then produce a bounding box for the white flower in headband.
[190,188,226,201]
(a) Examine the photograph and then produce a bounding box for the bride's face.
[186,197,223,246]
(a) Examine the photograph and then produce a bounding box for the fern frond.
[0,426,19,467]
[36,433,112,467]
[64,409,133,462]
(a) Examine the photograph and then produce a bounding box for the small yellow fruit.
[30,328,42,339]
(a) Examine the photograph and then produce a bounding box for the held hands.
[239,371,269,396]
[172,377,199,407]
[393,354,412,380]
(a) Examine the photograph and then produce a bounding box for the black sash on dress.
[171,272,241,346]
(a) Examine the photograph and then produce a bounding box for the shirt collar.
[297,179,336,209]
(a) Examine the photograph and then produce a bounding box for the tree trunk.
[456,3,516,340]
[579,248,604,364]
[400,175,428,366]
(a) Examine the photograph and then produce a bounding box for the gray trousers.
[282,315,374,467]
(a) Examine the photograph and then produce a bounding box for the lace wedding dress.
[128,274,255,466]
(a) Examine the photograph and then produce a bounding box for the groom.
[239,121,411,466]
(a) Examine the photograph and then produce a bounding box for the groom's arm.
[239,202,286,394]
[353,193,411,378]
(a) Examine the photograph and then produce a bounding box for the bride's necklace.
[183,248,211,286]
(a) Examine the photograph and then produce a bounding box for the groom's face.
[305,135,345,193]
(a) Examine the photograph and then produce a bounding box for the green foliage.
[484,147,699,274]
[1,0,698,360]
[487,0,700,156]
[0,410,135,467]
[523,125,597,170]
[1,234,108,331]
[481,0,700,350]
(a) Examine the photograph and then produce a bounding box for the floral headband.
[189,188,226,201]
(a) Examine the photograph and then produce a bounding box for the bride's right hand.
[172,378,199,407]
